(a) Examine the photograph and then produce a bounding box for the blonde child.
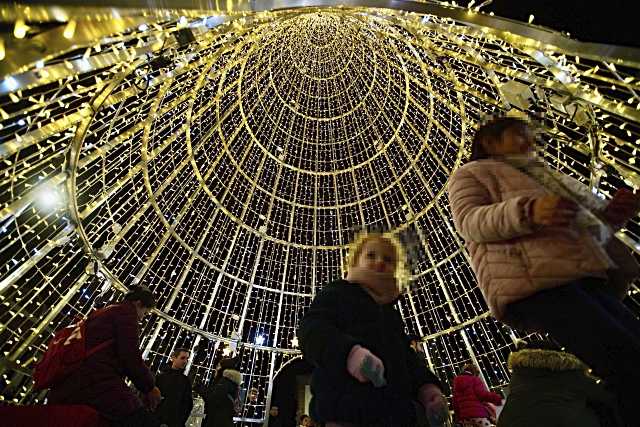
[298,232,448,427]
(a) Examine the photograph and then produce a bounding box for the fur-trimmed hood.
[508,349,589,372]
[222,368,242,385]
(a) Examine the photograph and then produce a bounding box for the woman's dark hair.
[123,285,156,308]
[460,362,479,376]
[469,116,530,161]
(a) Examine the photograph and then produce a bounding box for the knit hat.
[222,368,242,385]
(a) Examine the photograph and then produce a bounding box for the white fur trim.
[223,369,242,385]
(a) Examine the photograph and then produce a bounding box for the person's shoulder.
[183,371,193,383]
[108,302,138,320]
[454,159,503,175]
[315,279,350,296]
[316,279,368,301]
[102,302,133,314]
[308,280,363,312]
[453,373,470,383]
[89,303,128,322]
[449,160,503,190]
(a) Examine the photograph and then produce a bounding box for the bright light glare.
[4,76,18,92]
[63,20,77,39]
[35,184,64,210]
[14,20,28,39]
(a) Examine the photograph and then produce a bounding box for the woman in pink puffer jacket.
[447,116,640,427]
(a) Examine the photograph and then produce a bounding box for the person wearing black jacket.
[497,340,624,427]
[213,355,241,384]
[155,348,194,427]
[298,232,449,427]
[203,369,243,427]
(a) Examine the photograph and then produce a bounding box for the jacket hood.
[222,368,242,385]
[508,349,589,373]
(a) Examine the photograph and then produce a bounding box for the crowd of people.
[13,116,640,427]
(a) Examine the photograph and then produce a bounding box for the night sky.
[480,0,638,48]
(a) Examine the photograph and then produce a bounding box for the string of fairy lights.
[1,4,640,423]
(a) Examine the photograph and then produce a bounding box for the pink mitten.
[347,345,386,386]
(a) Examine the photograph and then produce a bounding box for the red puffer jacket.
[452,372,502,420]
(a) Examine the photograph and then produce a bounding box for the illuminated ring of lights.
[60,6,640,360]
[62,10,476,352]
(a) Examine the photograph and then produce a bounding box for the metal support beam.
[142,217,214,359]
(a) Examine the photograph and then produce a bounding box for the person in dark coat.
[268,406,283,427]
[497,340,623,427]
[298,232,449,427]
[212,355,241,384]
[452,363,502,427]
[47,286,161,426]
[202,369,242,427]
[154,348,194,427]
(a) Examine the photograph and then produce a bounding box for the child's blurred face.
[355,238,397,275]
[484,124,535,157]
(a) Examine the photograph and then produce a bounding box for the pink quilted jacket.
[452,373,502,420]
[447,159,611,320]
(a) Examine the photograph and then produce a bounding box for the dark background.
[471,0,638,48]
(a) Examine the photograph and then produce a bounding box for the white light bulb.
[4,76,18,92]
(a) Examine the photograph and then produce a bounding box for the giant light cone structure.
[1,1,640,423]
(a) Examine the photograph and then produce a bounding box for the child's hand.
[144,386,162,411]
[604,188,640,226]
[347,345,386,387]
[532,195,578,226]
[418,384,449,427]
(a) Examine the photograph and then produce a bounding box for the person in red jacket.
[452,363,502,427]
[47,286,162,426]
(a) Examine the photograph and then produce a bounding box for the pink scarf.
[346,265,400,305]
